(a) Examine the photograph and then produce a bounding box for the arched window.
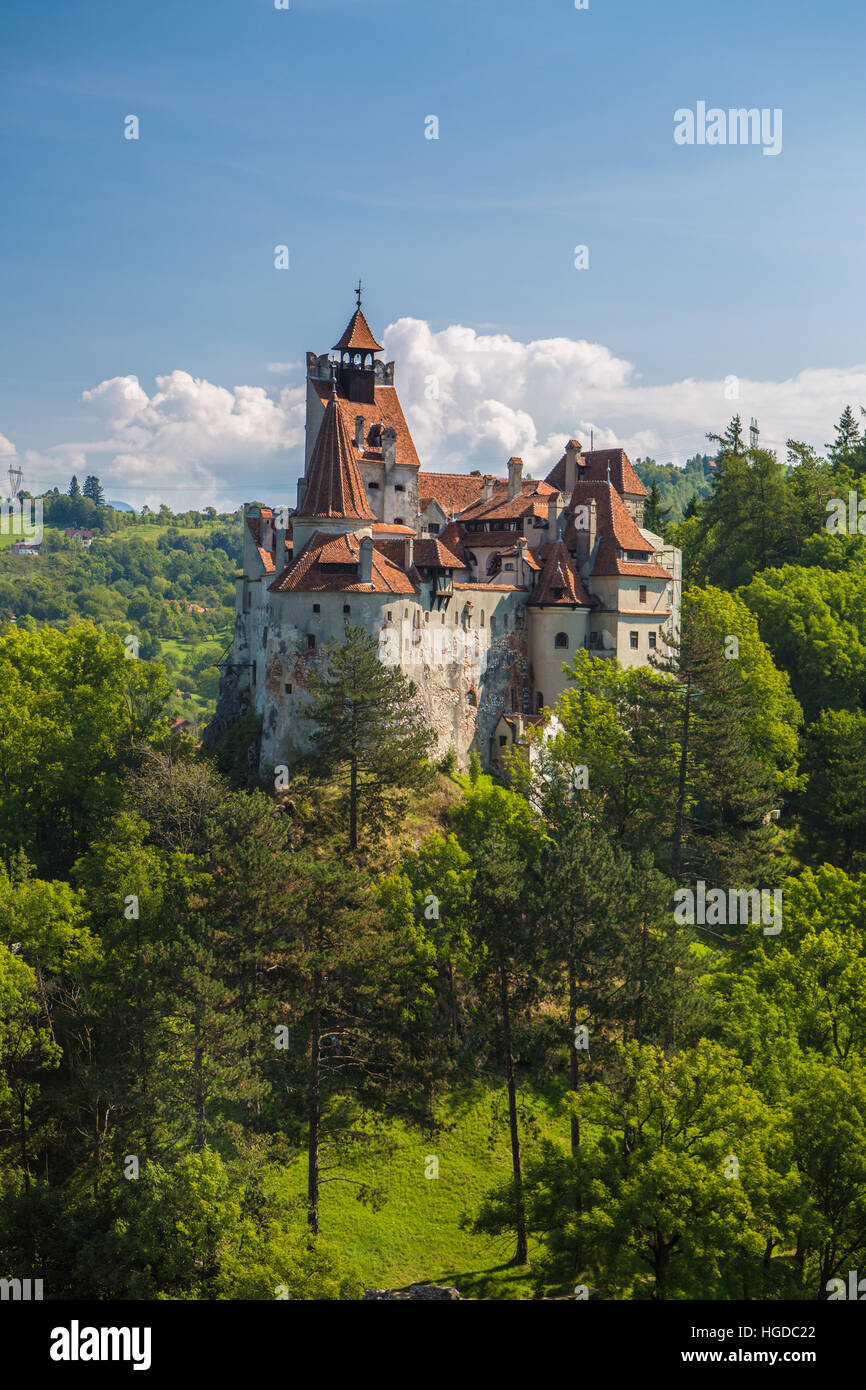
[555,632,569,649]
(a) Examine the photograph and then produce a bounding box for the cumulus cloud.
[383,318,866,473]
[9,325,866,510]
[22,371,306,511]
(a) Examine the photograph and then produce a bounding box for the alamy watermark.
[0,498,43,544]
[674,880,782,935]
[674,103,782,157]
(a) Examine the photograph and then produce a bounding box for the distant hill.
[633,454,715,525]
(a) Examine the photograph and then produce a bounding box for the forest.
[2,410,866,1301]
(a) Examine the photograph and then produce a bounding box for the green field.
[281,1083,566,1298]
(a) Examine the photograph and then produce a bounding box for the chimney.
[564,439,582,496]
[571,496,597,573]
[358,532,374,584]
[482,474,494,501]
[513,713,525,741]
[507,456,523,500]
[382,426,397,470]
[354,415,365,450]
[547,492,562,537]
[404,534,414,571]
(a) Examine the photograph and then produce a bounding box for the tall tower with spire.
[301,288,420,525]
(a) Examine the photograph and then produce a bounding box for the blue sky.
[2,0,865,507]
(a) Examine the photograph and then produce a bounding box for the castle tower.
[293,389,377,554]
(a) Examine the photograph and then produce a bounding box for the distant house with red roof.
[211,293,681,773]
[64,528,94,547]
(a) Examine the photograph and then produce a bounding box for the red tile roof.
[302,395,377,522]
[564,482,669,579]
[413,538,464,569]
[312,379,421,470]
[270,530,416,595]
[530,540,594,607]
[437,521,468,566]
[417,472,556,517]
[458,489,554,523]
[245,513,277,573]
[546,446,647,498]
[332,307,383,354]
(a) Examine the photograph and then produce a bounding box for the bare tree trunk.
[307,980,321,1234]
[499,954,528,1265]
[349,756,358,852]
[193,1016,205,1152]
[672,674,691,880]
[568,957,580,1158]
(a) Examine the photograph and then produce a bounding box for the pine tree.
[644,480,671,536]
[302,626,433,850]
[827,405,865,475]
[68,475,81,499]
[83,475,105,506]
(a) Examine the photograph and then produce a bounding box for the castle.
[213,294,681,772]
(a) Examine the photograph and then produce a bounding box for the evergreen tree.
[68,475,81,499]
[302,626,433,849]
[643,480,671,536]
[827,405,863,473]
[82,475,105,506]
[454,781,545,1265]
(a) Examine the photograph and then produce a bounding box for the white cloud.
[383,318,866,473]
[9,327,866,509]
[21,371,305,510]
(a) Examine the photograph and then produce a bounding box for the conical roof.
[332,306,383,354]
[301,394,376,521]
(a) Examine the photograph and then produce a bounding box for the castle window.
[313,603,320,613]
[394,484,405,493]
[368,481,380,490]
[252,661,257,684]
[553,587,564,601]
[307,634,316,650]
[262,626,268,644]
[285,682,292,694]
[394,517,404,525]
[499,735,508,747]
[429,523,440,535]
[555,632,568,649]
[639,585,647,604]
[536,692,544,711]
[480,611,486,626]
[466,689,477,706]
[648,631,657,650]
[387,610,392,620]
[629,631,639,650]
[343,604,350,614]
